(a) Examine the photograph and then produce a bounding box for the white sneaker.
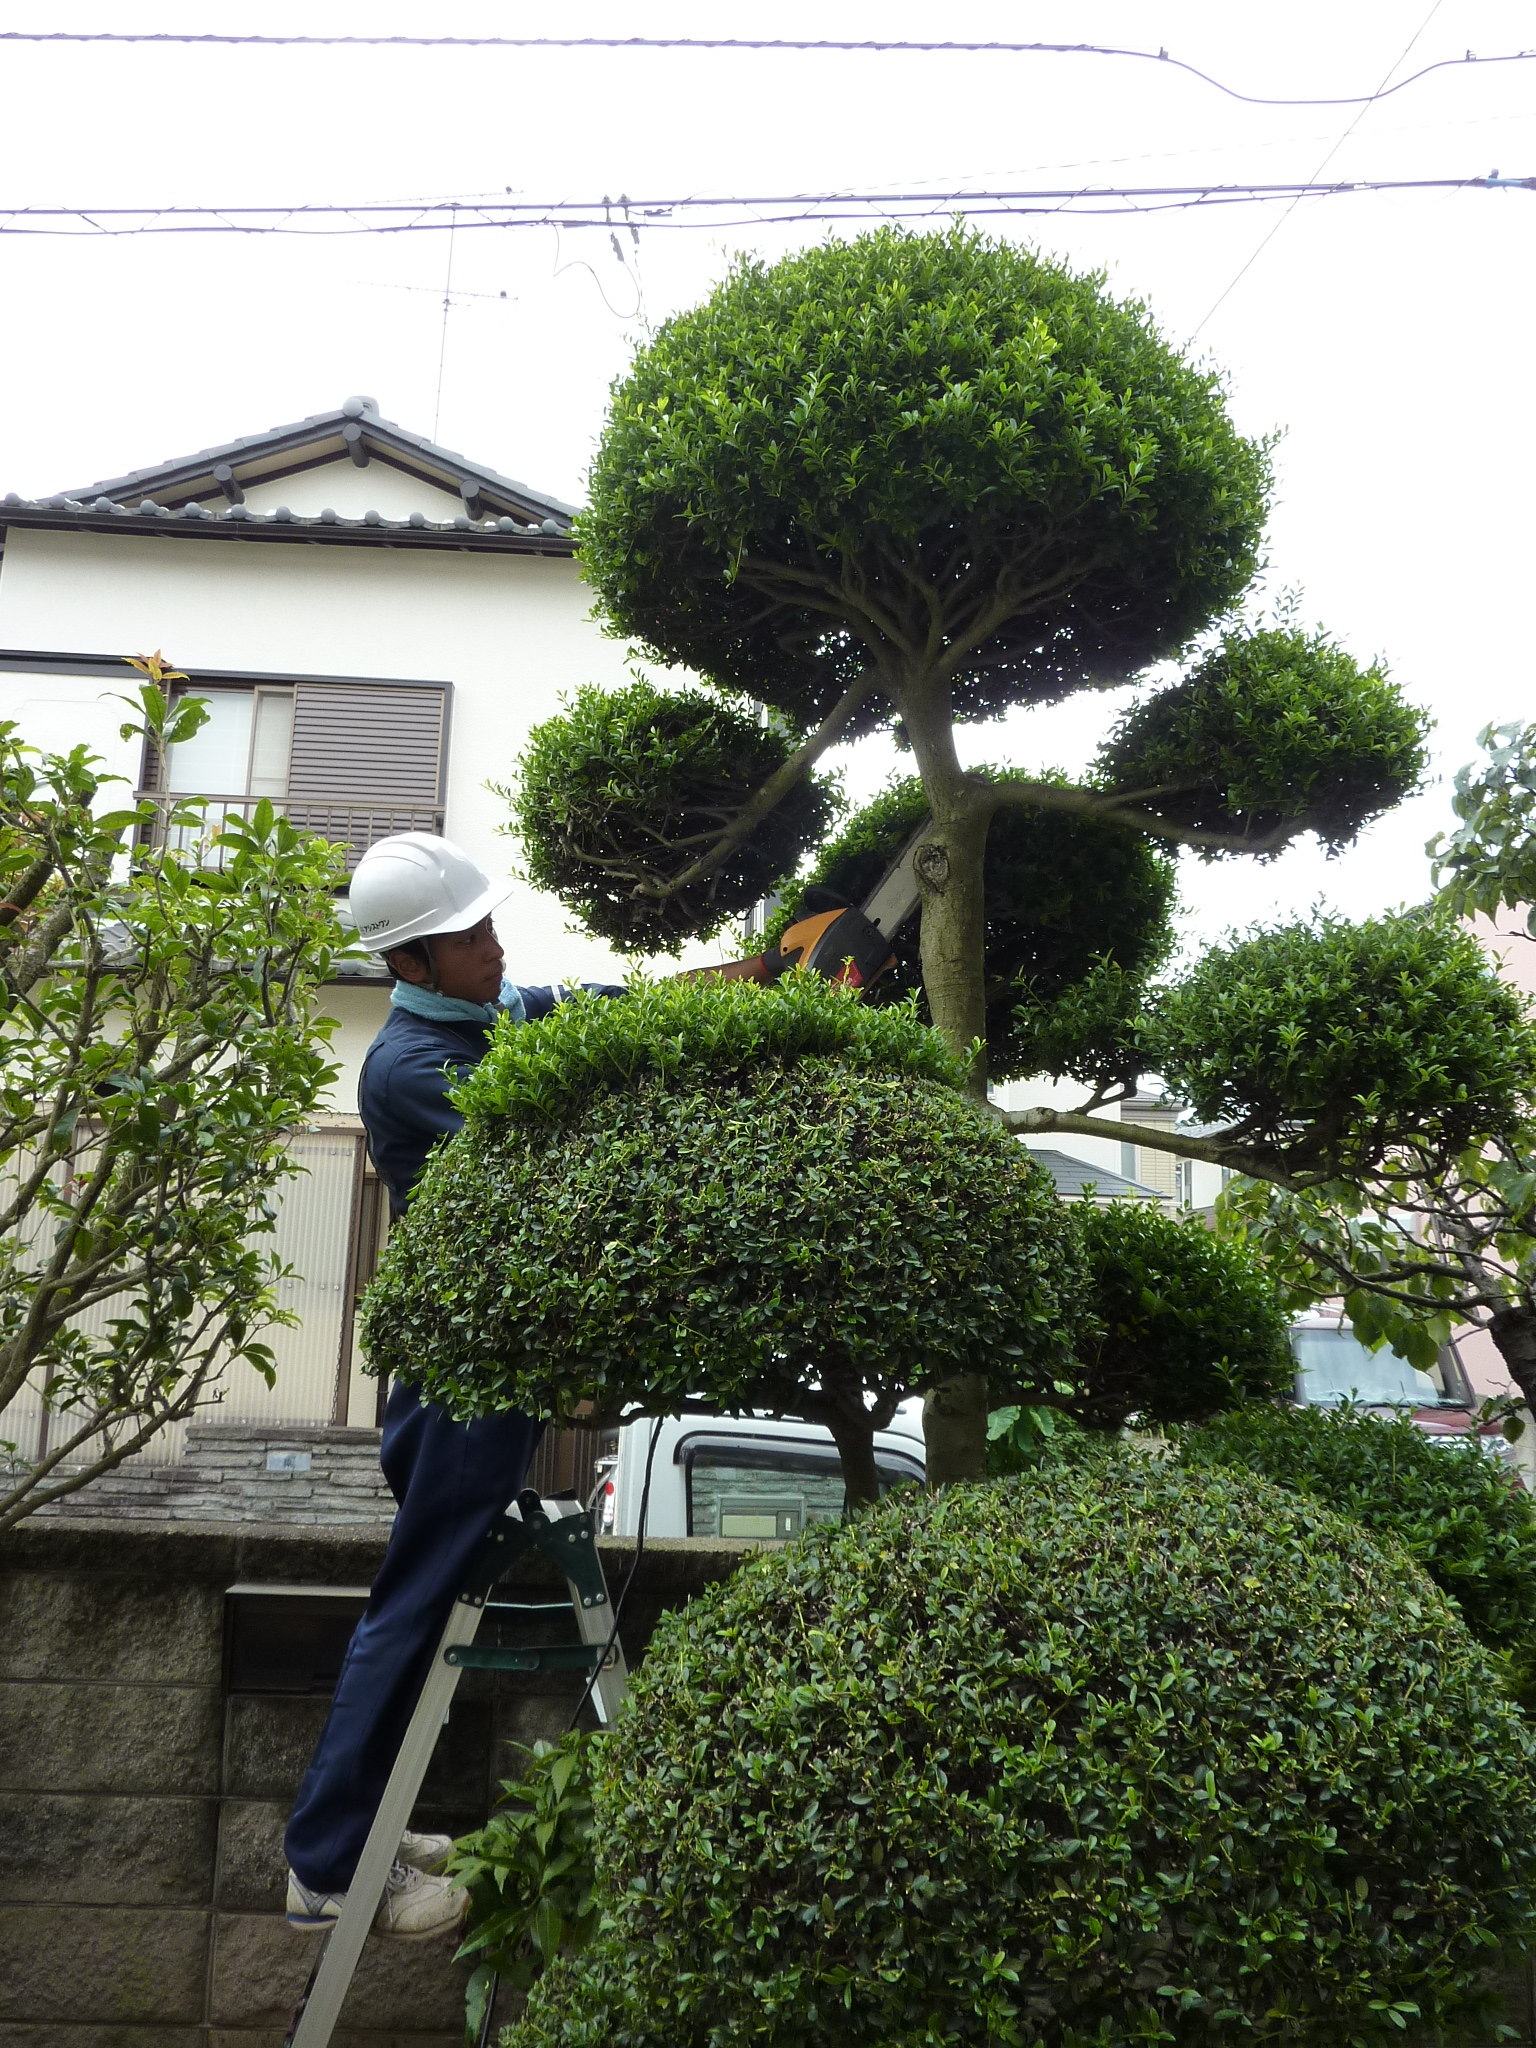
[398,1828,453,1872]
[285,1857,467,1942]
[372,1859,469,1942]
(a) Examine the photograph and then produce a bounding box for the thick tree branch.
[977,777,1300,858]
[1002,1105,1312,1191]
[630,671,879,903]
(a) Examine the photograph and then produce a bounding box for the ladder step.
[445,1643,608,1673]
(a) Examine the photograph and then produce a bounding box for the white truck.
[593,1402,928,1540]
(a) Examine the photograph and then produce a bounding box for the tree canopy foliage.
[1069,1200,1293,1429]
[1013,910,1536,1186]
[0,670,344,1531]
[579,224,1273,727]
[509,1465,1536,2048]
[362,976,1085,1502]
[508,677,837,952]
[1097,622,1429,856]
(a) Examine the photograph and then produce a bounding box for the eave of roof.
[0,496,575,556]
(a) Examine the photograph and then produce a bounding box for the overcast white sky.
[0,0,1531,962]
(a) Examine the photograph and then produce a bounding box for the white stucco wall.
[0,501,746,1115]
[236,461,468,522]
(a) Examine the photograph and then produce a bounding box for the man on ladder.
[283,832,623,1943]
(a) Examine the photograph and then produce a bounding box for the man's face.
[390,915,505,1003]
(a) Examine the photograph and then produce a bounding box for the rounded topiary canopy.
[1147,910,1536,1179]
[1070,1199,1294,1428]
[1179,1404,1536,1686]
[761,771,1176,1079]
[579,224,1271,726]
[360,976,1085,1431]
[1097,624,1432,856]
[509,1463,1536,2048]
[511,679,839,952]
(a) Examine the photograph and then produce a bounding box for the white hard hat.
[348,833,510,952]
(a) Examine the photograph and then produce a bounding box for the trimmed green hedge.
[1178,1402,1536,1695]
[508,1463,1536,2047]
[361,977,1085,1431]
[1070,1201,1294,1428]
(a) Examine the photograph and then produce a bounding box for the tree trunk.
[923,1373,992,1487]
[823,1402,882,1511]
[1488,1304,1536,1414]
[895,671,999,1483]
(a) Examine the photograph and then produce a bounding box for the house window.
[164,686,294,803]
[141,675,448,869]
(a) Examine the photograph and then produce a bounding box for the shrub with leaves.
[360,974,1086,1503]
[507,1463,1536,2047]
[1178,1402,1536,1692]
[0,665,344,1530]
[1069,1200,1294,1429]
[445,1734,598,2044]
[1098,623,1430,855]
[508,679,838,953]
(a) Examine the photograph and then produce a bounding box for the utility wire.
[0,175,1529,238]
[1193,0,1448,335]
[0,31,1533,110]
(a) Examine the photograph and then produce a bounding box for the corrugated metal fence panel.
[1,1131,362,1475]
[287,683,445,804]
[211,1130,360,1426]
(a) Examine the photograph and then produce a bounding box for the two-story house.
[0,396,657,1484]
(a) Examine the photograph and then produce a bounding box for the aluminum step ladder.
[284,1489,628,2048]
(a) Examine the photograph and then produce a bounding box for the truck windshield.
[1291,1327,1463,1409]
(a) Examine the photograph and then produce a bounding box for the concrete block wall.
[0,1517,744,2045]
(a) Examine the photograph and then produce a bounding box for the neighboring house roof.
[1025,1147,1162,1201]
[0,396,576,557]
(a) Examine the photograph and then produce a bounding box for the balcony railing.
[134,792,446,870]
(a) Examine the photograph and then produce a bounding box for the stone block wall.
[0,1516,744,2045]
[31,1423,398,1526]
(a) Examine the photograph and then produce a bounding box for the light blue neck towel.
[390,977,527,1026]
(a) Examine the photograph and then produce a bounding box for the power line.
[0,177,1528,238]
[0,31,1533,111]
[1193,0,1447,335]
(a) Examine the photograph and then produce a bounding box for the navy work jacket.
[358,987,566,1216]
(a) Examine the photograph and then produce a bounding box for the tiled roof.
[0,396,577,555]
[1024,1147,1162,1201]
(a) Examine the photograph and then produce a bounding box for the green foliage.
[1149,910,1536,1181]
[445,1734,598,2041]
[1177,1404,1536,1684]
[361,977,1085,1431]
[506,678,838,953]
[1069,1201,1293,1429]
[507,1464,1536,2048]
[759,772,1176,1080]
[1430,719,1536,928]
[579,225,1271,726]
[1098,623,1430,857]
[1008,954,1150,1104]
[0,680,345,1530]
[451,969,964,1128]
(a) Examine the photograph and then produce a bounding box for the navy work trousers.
[284,1381,543,1893]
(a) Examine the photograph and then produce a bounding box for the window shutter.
[285,682,446,863]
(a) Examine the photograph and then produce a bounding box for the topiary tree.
[1178,1403,1536,1705]
[1215,723,1536,1416]
[506,225,1437,1477]
[1067,1199,1293,1430]
[506,1463,1536,2047]
[360,975,1087,1503]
